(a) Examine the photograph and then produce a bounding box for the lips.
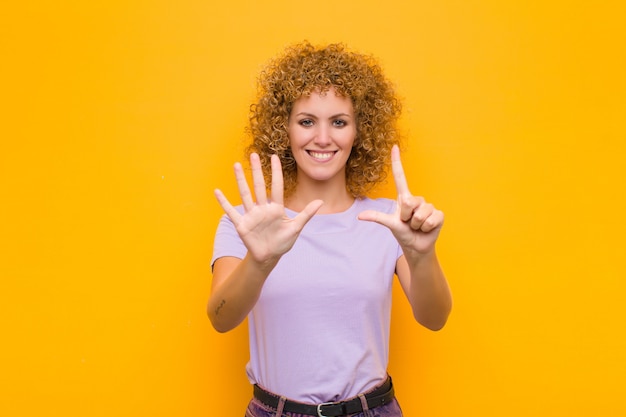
[307,150,336,161]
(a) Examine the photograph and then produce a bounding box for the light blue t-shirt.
[211,197,403,404]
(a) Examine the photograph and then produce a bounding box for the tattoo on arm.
[215,299,226,316]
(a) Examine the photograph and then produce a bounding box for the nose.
[314,124,332,147]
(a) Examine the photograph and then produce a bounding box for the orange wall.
[2,1,625,416]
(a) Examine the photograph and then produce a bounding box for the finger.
[409,202,434,230]
[234,162,254,211]
[270,154,284,205]
[214,188,242,224]
[418,209,444,233]
[391,145,410,197]
[357,209,396,230]
[399,195,424,223]
[250,153,268,205]
[292,199,324,230]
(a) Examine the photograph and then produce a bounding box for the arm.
[208,255,278,333]
[395,250,451,331]
[358,145,452,331]
[208,153,322,332]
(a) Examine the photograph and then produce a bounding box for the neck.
[286,178,355,214]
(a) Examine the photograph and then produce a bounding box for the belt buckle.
[317,401,338,417]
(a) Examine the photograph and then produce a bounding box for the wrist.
[246,252,281,274]
[402,246,438,268]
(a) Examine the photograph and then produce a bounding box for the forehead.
[291,87,354,113]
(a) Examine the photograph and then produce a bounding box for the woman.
[209,41,452,417]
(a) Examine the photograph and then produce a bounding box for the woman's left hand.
[358,145,444,257]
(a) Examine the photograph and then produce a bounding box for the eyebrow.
[294,112,353,119]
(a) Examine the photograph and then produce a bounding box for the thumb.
[293,199,324,229]
[357,209,394,229]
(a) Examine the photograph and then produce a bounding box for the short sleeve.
[211,211,248,268]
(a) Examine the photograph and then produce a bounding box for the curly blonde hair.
[246,41,402,198]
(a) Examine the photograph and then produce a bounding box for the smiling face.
[287,88,357,188]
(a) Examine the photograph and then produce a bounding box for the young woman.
[209,41,452,417]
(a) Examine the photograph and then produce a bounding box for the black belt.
[253,377,395,417]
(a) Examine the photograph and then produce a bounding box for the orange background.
[2,1,625,416]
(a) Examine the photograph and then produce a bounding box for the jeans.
[244,396,404,417]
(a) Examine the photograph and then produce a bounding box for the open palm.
[214,153,323,264]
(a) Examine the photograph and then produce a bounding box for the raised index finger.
[391,145,410,196]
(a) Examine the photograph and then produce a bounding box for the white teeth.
[309,151,334,160]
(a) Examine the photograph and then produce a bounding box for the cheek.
[286,128,297,149]
[287,127,310,148]
[344,128,357,147]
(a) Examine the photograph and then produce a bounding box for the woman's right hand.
[214,153,323,265]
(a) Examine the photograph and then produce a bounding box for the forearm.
[208,254,278,332]
[404,250,452,331]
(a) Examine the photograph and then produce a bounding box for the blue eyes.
[298,119,347,127]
